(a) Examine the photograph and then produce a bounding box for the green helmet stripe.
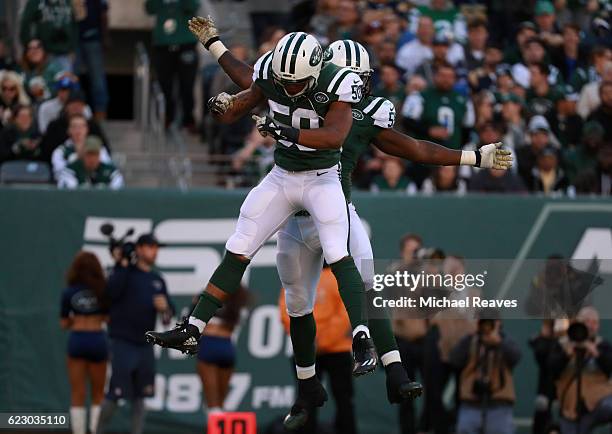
[289,33,307,74]
[354,43,361,68]
[280,33,297,73]
[343,40,352,67]
[259,52,273,80]
[330,69,352,94]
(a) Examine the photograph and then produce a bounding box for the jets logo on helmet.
[325,39,373,95]
[309,45,322,66]
[271,32,323,100]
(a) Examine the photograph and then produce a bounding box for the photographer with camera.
[548,307,612,434]
[449,309,521,434]
[95,233,174,434]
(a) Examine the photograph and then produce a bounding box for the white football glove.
[207,92,235,115]
[188,16,220,48]
[477,142,513,170]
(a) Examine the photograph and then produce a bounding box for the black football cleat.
[145,318,200,355]
[283,376,328,431]
[385,362,423,403]
[352,330,378,376]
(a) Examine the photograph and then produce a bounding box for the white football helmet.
[324,40,373,94]
[271,32,323,100]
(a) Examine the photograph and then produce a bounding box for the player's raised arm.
[188,16,253,90]
[373,128,513,170]
[208,83,265,124]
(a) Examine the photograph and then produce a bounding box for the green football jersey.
[341,95,396,201]
[253,50,363,171]
[64,159,122,188]
[403,87,474,150]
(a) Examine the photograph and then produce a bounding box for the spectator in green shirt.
[145,0,201,132]
[57,135,123,189]
[19,0,78,73]
[370,157,411,193]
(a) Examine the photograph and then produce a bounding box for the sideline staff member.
[96,234,174,434]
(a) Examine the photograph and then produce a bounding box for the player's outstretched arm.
[209,82,265,124]
[373,128,513,169]
[188,15,254,90]
[253,101,353,150]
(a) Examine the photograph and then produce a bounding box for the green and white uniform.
[253,50,363,171]
[277,94,396,316]
[57,159,124,190]
[224,51,363,265]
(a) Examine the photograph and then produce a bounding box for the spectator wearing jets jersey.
[57,135,123,189]
[511,37,562,89]
[402,61,475,151]
[51,113,111,179]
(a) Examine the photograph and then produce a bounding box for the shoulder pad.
[325,67,362,103]
[363,97,396,129]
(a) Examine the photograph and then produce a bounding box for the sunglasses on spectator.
[2,86,17,92]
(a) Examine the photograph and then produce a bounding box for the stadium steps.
[104,120,233,188]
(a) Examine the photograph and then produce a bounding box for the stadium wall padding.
[1,188,611,434]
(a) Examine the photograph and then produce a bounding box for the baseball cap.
[528,115,551,133]
[499,93,524,105]
[518,21,537,32]
[496,63,512,77]
[582,120,605,140]
[562,84,579,101]
[136,233,166,246]
[535,1,555,16]
[56,75,77,90]
[84,136,103,153]
[538,146,558,158]
[433,33,451,46]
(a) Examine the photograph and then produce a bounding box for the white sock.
[70,406,86,434]
[188,316,206,333]
[352,324,371,338]
[296,364,316,380]
[208,407,223,414]
[380,350,402,367]
[89,405,101,433]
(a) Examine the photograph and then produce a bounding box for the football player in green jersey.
[146,30,381,399]
[185,16,513,429]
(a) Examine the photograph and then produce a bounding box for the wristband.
[281,125,300,144]
[460,150,476,166]
[475,150,482,167]
[207,39,228,60]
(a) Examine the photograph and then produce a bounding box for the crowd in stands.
[202,0,612,196]
[0,0,121,189]
[1,0,610,194]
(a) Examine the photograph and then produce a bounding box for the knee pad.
[225,216,258,256]
[285,292,314,317]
